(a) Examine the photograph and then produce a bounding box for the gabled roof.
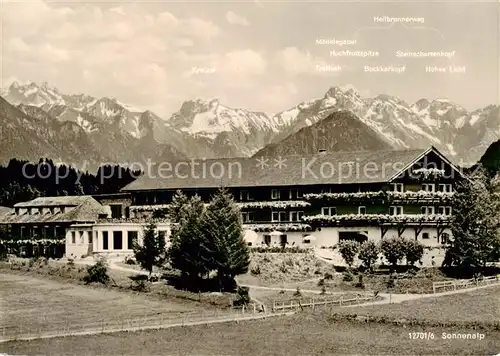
[13,196,94,208]
[388,146,465,182]
[2,196,108,224]
[122,147,430,191]
[0,206,12,218]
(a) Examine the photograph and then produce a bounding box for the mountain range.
[1,81,498,169]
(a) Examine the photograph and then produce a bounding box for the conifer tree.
[168,191,211,284]
[133,222,166,278]
[202,188,250,291]
[444,167,500,272]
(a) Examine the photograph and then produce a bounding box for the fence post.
[253,303,257,314]
[432,283,436,294]
[340,295,343,307]
[312,298,315,311]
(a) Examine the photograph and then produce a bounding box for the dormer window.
[61,207,66,214]
[50,207,55,214]
[39,208,43,215]
[15,208,19,215]
[271,189,280,200]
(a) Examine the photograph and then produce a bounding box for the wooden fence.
[272,294,376,312]
[432,275,500,294]
[0,304,280,343]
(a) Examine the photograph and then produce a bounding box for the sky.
[1,0,499,118]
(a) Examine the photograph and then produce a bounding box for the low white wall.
[248,225,452,249]
[92,223,170,253]
[66,225,93,258]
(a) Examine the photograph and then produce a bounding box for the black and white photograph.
[0,0,499,355]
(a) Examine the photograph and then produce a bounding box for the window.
[240,190,253,201]
[438,206,452,215]
[71,231,76,244]
[102,231,109,250]
[49,207,54,214]
[441,233,450,244]
[391,183,404,192]
[438,184,453,193]
[264,234,271,245]
[271,211,286,222]
[113,231,123,250]
[289,211,304,222]
[297,190,304,198]
[422,183,436,192]
[88,233,93,244]
[321,207,336,216]
[127,231,138,249]
[271,189,280,200]
[321,188,332,194]
[61,207,65,213]
[79,231,84,244]
[280,234,288,246]
[389,206,403,215]
[422,232,430,239]
[421,206,435,215]
[241,212,254,223]
[289,189,296,200]
[110,204,123,219]
[358,206,366,215]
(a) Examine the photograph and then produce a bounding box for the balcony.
[304,191,454,204]
[303,213,451,227]
[243,222,313,232]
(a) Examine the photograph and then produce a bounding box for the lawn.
[0,258,236,310]
[0,272,218,337]
[2,313,498,356]
[331,285,500,325]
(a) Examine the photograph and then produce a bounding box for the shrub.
[317,278,325,286]
[28,257,37,268]
[320,285,327,295]
[83,258,110,285]
[358,241,380,271]
[343,271,354,282]
[67,258,75,268]
[250,265,261,275]
[337,240,360,267]
[0,245,7,261]
[124,256,136,265]
[380,236,406,271]
[404,239,425,267]
[131,279,150,292]
[324,272,334,280]
[355,274,365,289]
[233,286,251,306]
